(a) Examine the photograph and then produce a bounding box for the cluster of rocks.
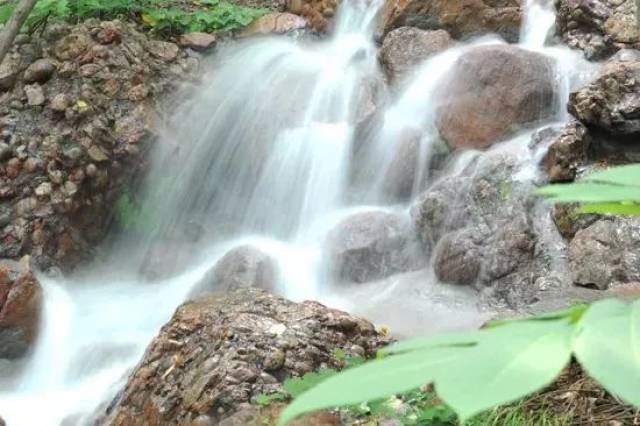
[0,19,198,273]
[101,288,386,425]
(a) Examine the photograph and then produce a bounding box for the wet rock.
[189,246,278,298]
[544,121,591,182]
[0,258,43,359]
[287,0,337,32]
[242,12,308,36]
[552,203,601,240]
[0,56,20,91]
[326,210,424,283]
[23,58,56,84]
[569,62,640,135]
[25,84,45,106]
[101,288,386,425]
[380,27,453,84]
[555,0,640,59]
[436,45,556,149]
[380,128,421,200]
[380,0,522,42]
[569,217,640,290]
[433,229,482,285]
[178,32,217,50]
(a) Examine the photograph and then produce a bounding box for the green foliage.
[0,0,267,33]
[538,164,640,215]
[278,299,640,425]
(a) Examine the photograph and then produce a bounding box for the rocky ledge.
[101,288,386,425]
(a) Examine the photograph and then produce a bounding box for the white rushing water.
[0,0,601,424]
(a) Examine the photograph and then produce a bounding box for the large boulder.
[241,12,308,36]
[569,61,640,135]
[286,0,337,32]
[569,217,640,290]
[325,210,424,283]
[0,257,42,359]
[436,45,556,150]
[189,245,279,298]
[380,27,453,85]
[379,0,522,42]
[101,288,386,425]
[0,20,198,272]
[555,0,640,59]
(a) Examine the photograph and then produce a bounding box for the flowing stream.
[0,0,600,424]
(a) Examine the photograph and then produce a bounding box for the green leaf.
[433,319,574,422]
[537,182,640,203]
[278,346,462,425]
[583,164,640,187]
[380,331,478,356]
[574,299,640,407]
[283,368,337,398]
[578,202,640,216]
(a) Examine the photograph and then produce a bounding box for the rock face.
[436,45,556,150]
[380,0,522,42]
[569,62,640,135]
[101,288,385,425]
[0,257,42,359]
[0,20,198,271]
[412,151,558,307]
[544,121,591,182]
[326,210,424,283]
[555,0,640,59]
[569,217,640,290]
[380,27,453,84]
[189,246,278,298]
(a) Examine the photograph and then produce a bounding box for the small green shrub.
[0,0,267,33]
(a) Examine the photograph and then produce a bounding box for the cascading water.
[0,0,604,424]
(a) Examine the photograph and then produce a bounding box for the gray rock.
[100,288,386,425]
[326,210,425,283]
[433,229,482,285]
[190,245,278,298]
[380,27,453,84]
[23,59,56,84]
[569,217,640,290]
[555,0,640,59]
[25,84,45,106]
[569,62,640,135]
[436,45,556,149]
[0,56,20,92]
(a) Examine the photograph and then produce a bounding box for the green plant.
[278,300,640,425]
[0,0,267,33]
[538,163,640,215]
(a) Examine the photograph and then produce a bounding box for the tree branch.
[0,0,39,65]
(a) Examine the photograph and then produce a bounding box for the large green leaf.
[537,182,640,203]
[380,331,479,355]
[433,320,575,422]
[574,299,640,406]
[583,164,640,187]
[277,346,463,425]
[578,202,640,216]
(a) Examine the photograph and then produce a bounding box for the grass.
[0,0,268,34]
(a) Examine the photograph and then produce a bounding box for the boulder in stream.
[326,210,425,283]
[569,217,640,290]
[379,0,522,42]
[543,121,591,182]
[380,27,453,85]
[569,61,640,135]
[0,257,42,359]
[189,245,279,298]
[436,45,556,150]
[555,0,640,59]
[101,288,386,425]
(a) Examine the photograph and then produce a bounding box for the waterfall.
[0,0,604,424]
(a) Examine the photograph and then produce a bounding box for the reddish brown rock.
[0,257,43,359]
[100,288,386,425]
[544,122,591,182]
[380,0,522,42]
[436,45,556,150]
[242,12,308,36]
[287,0,337,31]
